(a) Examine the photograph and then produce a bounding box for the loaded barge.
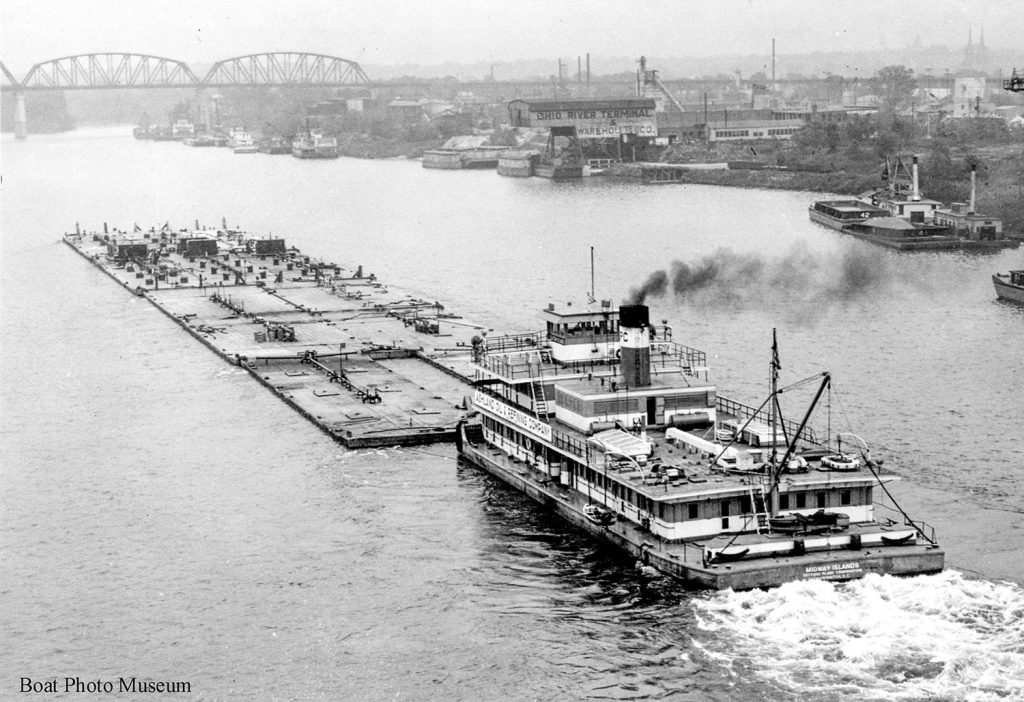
[63,222,482,448]
[457,301,944,590]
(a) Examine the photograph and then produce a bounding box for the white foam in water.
[691,571,1024,700]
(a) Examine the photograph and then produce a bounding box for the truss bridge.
[1,51,371,138]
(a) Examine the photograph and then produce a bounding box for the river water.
[2,126,1024,701]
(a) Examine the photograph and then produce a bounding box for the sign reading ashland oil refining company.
[473,390,553,442]
[508,99,657,138]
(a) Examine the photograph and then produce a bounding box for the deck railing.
[716,395,818,444]
[483,332,544,354]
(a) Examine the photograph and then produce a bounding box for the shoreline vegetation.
[649,119,1024,237]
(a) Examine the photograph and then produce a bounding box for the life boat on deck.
[819,453,862,471]
[771,509,851,535]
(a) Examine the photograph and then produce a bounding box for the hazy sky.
[1,0,1020,75]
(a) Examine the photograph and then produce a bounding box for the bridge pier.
[195,87,210,132]
[14,91,27,139]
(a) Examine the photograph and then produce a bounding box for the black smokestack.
[619,304,651,387]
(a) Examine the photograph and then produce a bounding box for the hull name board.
[473,391,553,441]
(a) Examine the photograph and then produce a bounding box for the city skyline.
[1,0,1020,76]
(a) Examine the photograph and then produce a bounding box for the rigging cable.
[830,386,937,545]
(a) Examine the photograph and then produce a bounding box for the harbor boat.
[148,126,176,141]
[258,136,292,155]
[171,119,195,141]
[993,270,1024,303]
[456,301,943,590]
[183,134,219,147]
[292,128,339,159]
[226,128,257,153]
[232,134,258,154]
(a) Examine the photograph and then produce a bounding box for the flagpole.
[770,329,780,517]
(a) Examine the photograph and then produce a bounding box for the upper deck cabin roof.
[556,367,714,400]
[584,424,887,503]
[540,301,618,326]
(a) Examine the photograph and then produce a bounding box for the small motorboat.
[710,547,749,563]
[584,503,615,526]
[882,533,916,546]
[771,509,850,535]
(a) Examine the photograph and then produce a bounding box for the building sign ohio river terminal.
[508,99,658,138]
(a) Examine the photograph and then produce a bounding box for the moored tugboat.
[258,136,293,154]
[292,127,339,159]
[457,301,944,590]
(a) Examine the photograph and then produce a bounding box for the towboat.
[456,301,944,590]
[292,127,339,159]
[810,154,1017,251]
[171,119,195,141]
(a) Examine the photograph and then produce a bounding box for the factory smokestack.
[618,304,651,387]
[912,156,920,201]
[969,165,977,214]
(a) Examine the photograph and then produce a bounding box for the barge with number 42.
[456,302,944,590]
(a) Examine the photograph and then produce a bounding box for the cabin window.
[688,503,699,520]
[817,492,827,509]
[594,398,638,414]
[866,487,873,504]
[779,494,790,510]
[796,493,807,509]
[740,496,752,514]
[841,489,851,506]
[663,393,709,410]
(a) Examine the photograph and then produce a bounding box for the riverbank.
[658,139,1024,236]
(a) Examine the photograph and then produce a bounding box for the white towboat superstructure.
[457,301,944,589]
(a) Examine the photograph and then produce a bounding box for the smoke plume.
[625,244,892,313]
